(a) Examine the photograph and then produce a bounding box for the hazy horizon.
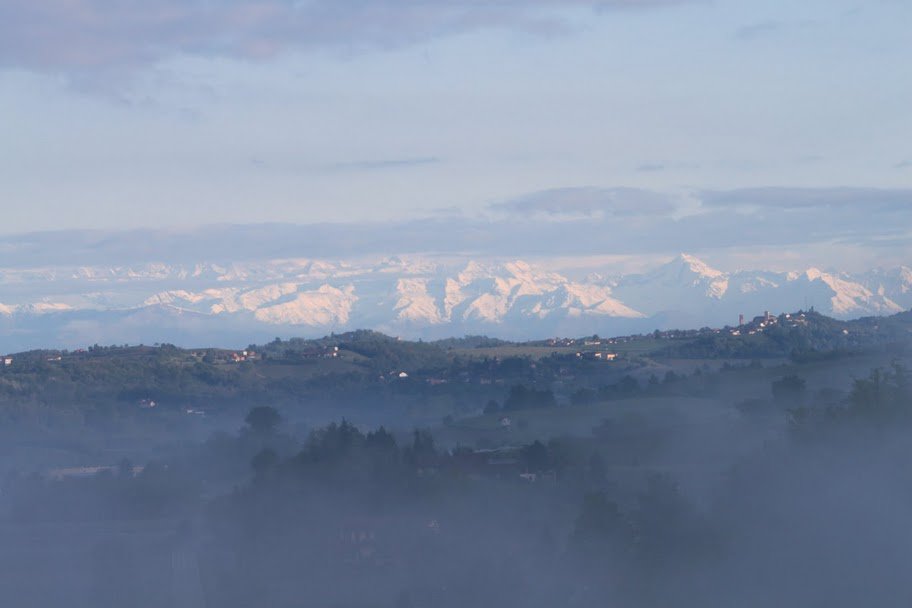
[3,4,912,606]
[1,0,910,272]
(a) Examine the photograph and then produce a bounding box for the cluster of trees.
[257,330,450,371]
[570,475,715,573]
[785,364,912,432]
[7,355,912,607]
[195,413,726,606]
[772,374,807,403]
[848,363,910,415]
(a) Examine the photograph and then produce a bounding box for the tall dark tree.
[570,491,629,560]
[245,406,282,435]
[406,429,437,468]
[521,440,550,472]
[251,448,278,476]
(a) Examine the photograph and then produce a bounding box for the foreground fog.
[1,324,910,607]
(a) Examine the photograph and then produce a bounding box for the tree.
[521,440,549,472]
[848,364,911,420]
[245,406,282,435]
[304,419,364,463]
[772,375,806,402]
[366,426,397,452]
[632,474,710,567]
[251,448,278,476]
[406,429,437,468]
[570,491,628,559]
[365,427,399,471]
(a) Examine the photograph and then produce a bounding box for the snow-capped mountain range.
[0,254,909,350]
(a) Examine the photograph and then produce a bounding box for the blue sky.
[0,0,910,267]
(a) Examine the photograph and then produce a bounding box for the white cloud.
[0,187,907,268]
[489,187,677,219]
[0,0,692,78]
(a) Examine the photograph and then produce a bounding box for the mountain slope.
[0,254,908,349]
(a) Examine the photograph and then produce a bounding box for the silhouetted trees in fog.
[4,362,912,607]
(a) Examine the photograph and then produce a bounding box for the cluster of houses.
[230,350,260,363]
[729,310,810,336]
[575,351,619,361]
[303,346,340,359]
[378,370,411,382]
[285,345,340,360]
[650,328,714,340]
[383,371,476,385]
[547,337,621,347]
[785,312,810,326]
[2,351,104,366]
[188,348,265,363]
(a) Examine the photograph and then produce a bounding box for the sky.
[0,0,910,268]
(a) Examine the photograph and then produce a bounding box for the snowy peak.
[791,268,902,316]
[253,285,357,326]
[0,254,909,348]
[675,253,725,279]
[394,278,445,325]
[125,258,646,333]
[858,266,912,309]
[614,254,730,308]
[644,254,728,295]
[436,260,638,325]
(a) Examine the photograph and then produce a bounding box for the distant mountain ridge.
[0,254,909,350]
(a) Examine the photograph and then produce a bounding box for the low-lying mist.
[1,350,911,607]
